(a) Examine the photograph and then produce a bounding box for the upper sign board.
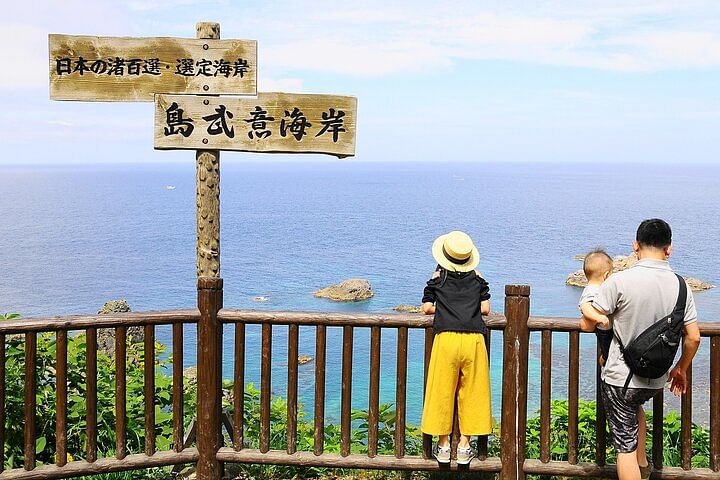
[49,34,257,101]
[154,92,357,158]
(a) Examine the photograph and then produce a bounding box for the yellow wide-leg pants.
[421,331,492,436]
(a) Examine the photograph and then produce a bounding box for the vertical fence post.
[196,277,224,480]
[501,285,530,480]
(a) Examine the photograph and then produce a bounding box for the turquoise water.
[1,161,718,424]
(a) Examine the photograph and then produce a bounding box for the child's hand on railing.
[421,302,435,315]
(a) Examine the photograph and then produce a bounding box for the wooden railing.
[215,308,509,472]
[1,281,718,480]
[0,310,200,479]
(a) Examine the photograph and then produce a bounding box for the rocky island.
[313,278,374,301]
[567,253,714,291]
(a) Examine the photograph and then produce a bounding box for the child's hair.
[583,249,613,281]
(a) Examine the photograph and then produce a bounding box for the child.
[420,230,492,465]
[578,249,613,365]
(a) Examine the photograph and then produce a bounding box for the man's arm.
[668,321,701,396]
[579,302,609,331]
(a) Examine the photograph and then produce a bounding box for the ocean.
[1,161,718,425]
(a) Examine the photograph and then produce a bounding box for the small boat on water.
[165,185,176,190]
[253,295,270,302]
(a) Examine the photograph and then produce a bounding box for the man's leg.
[601,382,659,480]
[617,452,641,480]
[637,408,648,468]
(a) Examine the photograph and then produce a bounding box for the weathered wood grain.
[524,459,720,479]
[56,331,68,466]
[0,310,199,334]
[196,149,220,277]
[528,317,720,335]
[0,449,199,480]
[195,276,224,479]
[154,92,357,157]
[49,34,256,101]
[24,333,37,471]
[219,310,507,329]
[216,448,502,472]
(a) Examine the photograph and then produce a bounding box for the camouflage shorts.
[600,381,661,453]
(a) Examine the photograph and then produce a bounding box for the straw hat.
[431,231,479,272]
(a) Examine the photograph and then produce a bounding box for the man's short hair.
[636,219,672,249]
[583,248,613,279]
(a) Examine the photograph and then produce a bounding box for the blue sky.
[1,0,719,164]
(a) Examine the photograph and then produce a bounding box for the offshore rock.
[298,355,313,365]
[393,304,423,313]
[313,278,374,302]
[567,253,714,291]
[183,366,198,385]
[97,300,144,356]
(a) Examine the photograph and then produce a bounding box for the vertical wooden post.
[197,276,224,480]
[196,20,221,279]
[56,330,68,466]
[195,21,223,480]
[24,333,37,471]
[501,285,530,480]
[568,330,580,464]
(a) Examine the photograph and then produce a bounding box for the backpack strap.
[612,329,634,395]
[673,274,688,319]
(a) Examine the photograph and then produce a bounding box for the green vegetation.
[0,312,712,479]
[525,399,711,469]
[0,316,186,478]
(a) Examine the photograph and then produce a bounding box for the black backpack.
[613,274,687,393]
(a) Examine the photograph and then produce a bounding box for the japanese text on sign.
[54,57,250,78]
[49,34,257,101]
[154,93,357,158]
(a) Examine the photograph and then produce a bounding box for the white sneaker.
[456,445,475,465]
[433,443,451,464]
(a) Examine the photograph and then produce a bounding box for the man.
[585,219,701,480]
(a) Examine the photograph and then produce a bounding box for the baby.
[578,249,613,366]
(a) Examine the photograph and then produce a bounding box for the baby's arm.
[580,302,609,330]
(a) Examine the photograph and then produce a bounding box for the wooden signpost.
[48,20,357,480]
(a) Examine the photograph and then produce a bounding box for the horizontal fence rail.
[0,310,201,479]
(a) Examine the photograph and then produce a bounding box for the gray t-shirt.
[593,259,697,389]
[579,284,611,331]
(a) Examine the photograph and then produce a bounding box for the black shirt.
[422,269,491,333]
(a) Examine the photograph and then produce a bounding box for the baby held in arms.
[579,249,613,366]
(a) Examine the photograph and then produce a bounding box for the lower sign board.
[154,93,357,157]
[49,34,257,101]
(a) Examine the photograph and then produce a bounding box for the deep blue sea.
[1,161,718,425]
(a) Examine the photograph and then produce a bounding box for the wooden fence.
[0,281,717,479]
